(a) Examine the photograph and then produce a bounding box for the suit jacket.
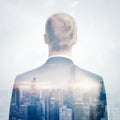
[9,57,108,120]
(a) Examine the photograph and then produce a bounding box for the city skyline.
[9,77,107,120]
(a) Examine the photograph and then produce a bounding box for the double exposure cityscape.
[9,79,108,120]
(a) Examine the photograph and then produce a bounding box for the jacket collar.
[46,56,74,65]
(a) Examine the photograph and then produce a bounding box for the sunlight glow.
[18,81,53,90]
[72,80,100,92]
[18,79,100,92]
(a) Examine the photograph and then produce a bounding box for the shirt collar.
[49,55,72,60]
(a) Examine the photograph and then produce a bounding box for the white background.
[0,0,120,119]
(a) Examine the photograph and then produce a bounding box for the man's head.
[44,13,77,53]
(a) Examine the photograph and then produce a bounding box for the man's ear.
[72,35,77,45]
[44,34,49,44]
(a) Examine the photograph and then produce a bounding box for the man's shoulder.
[15,63,103,84]
[74,65,103,83]
[15,64,46,83]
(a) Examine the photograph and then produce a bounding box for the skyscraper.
[59,105,72,120]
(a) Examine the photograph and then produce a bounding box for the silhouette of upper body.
[9,13,108,120]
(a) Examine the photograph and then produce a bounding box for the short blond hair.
[45,13,77,51]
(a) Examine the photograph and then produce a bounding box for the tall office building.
[45,97,50,120]
[73,102,82,120]
[59,105,72,120]
[81,104,90,120]
[49,98,59,120]
[11,87,20,107]
[20,105,28,120]
[51,89,64,107]
[27,105,38,120]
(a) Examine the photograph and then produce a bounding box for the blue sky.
[0,0,120,108]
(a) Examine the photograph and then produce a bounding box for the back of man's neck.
[49,50,72,57]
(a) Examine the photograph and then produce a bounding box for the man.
[9,13,108,120]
